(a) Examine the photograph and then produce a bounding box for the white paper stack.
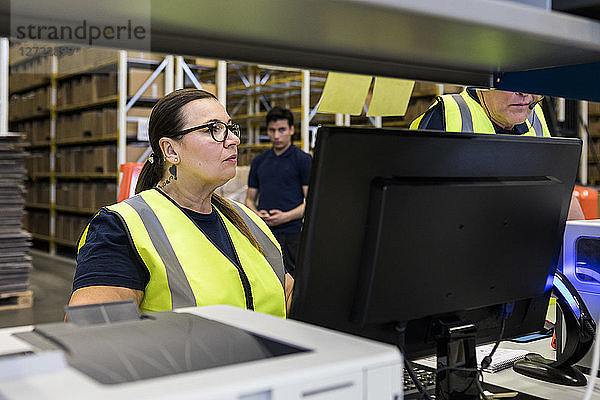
[0,133,32,293]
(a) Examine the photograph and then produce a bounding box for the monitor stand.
[513,353,587,386]
[512,270,594,387]
[398,320,481,400]
[434,320,480,400]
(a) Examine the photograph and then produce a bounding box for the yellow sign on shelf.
[367,77,415,117]
[317,72,372,115]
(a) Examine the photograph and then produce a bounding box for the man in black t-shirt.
[245,107,312,276]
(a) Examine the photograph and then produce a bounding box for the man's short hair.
[266,106,294,127]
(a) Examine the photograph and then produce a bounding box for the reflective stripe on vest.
[527,110,544,137]
[122,195,197,309]
[229,201,285,287]
[104,189,286,317]
[450,94,474,132]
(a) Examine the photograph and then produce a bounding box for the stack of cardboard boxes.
[9,86,51,120]
[55,146,117,175]
[9,55,51,93]
[13,119,50,145]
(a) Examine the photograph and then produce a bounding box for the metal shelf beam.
[3,1,600,96]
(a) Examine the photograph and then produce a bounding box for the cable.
[395,318,502,400]
[582,313,600,400]
[475,370,491,400]
[394,324,434,400]
[404,359,434,400]
[481,318,506,370]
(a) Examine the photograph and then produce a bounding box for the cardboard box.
[70,183,84,210]
[81,147,95,174]
[404,97,436,123]
[92,145,117,174]
[57,114,83,141]
[57,48,84,75]
[24,182,35,204]
[413,82,440,97]
[102,108,117,137]
[55,183,69,207]
[94,182,117,208]
[128,107,152,118]
[35,210,50,236]
[57,81,72,107]
[84,47,118,67]
[125,107,152,139]
[34,86,50,113]
[80,183,96,210]
[191,58,218,68]
[32,119,51,145]
[95,73,117,99]
[39,152,50,173]
[38,182,50,204]
[81,110,103,138]
[129,68,165,98]
[56,149,77,174]
[127,144,150,163]
[70,76,88,105]
[55,215,66,241]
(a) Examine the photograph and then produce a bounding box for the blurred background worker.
[245,107,312,277]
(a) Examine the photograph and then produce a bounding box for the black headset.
[553,270,596,367]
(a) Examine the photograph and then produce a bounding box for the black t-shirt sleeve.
[299,152,312,187]
[73,210,149,292]
[247,155,261,189]
[414,101,445,131]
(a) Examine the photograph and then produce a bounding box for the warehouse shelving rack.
[8,45,178,254]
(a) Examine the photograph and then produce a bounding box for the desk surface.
[448,339,600,400]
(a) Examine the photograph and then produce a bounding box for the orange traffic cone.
[118,162,143,202]
[573,185,598,220]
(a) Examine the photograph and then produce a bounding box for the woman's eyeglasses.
[174,121,241,143]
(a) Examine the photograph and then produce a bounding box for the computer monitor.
[290,127,581,397]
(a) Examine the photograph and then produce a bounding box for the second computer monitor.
[290,127,581,359]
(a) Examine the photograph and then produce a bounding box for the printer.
[0,305,402,399]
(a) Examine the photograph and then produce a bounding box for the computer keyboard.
[404,365,436,399]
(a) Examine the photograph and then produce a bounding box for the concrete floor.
[0,249,75,328]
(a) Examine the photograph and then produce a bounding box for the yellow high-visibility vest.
[79,189,286,317]
[410,90,550,137]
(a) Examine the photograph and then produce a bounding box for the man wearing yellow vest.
[410,88,584,219]
[410,88,550,137]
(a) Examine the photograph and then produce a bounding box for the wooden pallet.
[0,290,33,311]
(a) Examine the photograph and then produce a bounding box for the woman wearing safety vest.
[410,87,584,220]
[68,89,291,318]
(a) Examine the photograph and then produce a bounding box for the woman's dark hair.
[135,88,264,255]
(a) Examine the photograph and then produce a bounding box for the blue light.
[554,276,581,319]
